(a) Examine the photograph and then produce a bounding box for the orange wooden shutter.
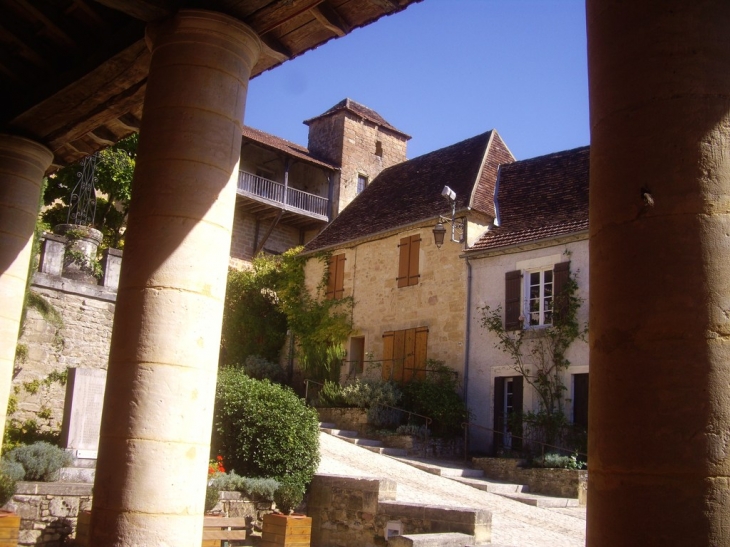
[392,329,406,383]
[403,328,416,382]
[334,254,346,299]
[382,331,394,381]
[407,235,421,286]
[414,327,428,381]
[397,237,410,288]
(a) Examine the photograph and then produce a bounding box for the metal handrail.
[237,171,328,217]
[461,421,587,464]
[303,378,324,402]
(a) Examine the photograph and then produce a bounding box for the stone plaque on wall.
[60,368,107,459]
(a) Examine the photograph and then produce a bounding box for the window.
[325,253,345,300]
[382,327,428,382]
[504,261,570,330]
[375,140,383,157]
[349,336,365,376]
[357,174,368,194]
[527,268,553,326]
[397,235,420,288]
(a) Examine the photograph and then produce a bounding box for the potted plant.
[261,480,311,547]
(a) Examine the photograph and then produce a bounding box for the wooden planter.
[261,513,311,547]
[0,511,20,547]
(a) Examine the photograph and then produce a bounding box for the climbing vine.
[221,248,353,383]
[479,260,587,446]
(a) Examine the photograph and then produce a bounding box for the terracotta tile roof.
[469,146,590,252]
[242,126,337,170]
[303,98,411,139]
[304,130,508,253]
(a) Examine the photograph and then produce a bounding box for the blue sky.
[244,0,589,162]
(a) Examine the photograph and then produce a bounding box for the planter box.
[261,513,311,547]
[0,511,20,547]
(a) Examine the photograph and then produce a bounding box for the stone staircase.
[319,423,409,456]
[318,422,581,509]
[59,456,96,484]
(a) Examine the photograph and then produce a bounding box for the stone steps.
[448,476,528,494]
[388,532,475,547]
[59,467,95,483]
[363,445,409,457]
[497,491,580,508]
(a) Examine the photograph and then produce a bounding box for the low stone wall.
[7,481,92,546]
[6,483,274,547]
[308,473,490,547]
[317,408,370,436]
[378,435,462,459]
[471,457,588,504]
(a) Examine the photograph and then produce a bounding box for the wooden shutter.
[325,254,346,300]
[407,235,420,286]
[573,373,589,428]
[504,270,522,331]
[553,261,571,324]
[397,235,421,288]
[392,329,406,382]
[334,254,346,299]
[403,328,416,382]
[382,331,394,381]
[414,327,428,381]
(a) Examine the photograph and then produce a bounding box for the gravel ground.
[317,432,586,547]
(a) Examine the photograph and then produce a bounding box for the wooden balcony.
[236,171,329,228]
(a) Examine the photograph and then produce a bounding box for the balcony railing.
[237,171,328,219]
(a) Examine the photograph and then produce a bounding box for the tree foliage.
[221,249,353,383]
[43,133,137,248]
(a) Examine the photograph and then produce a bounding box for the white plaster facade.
[465,235,589,454]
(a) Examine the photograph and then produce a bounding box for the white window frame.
[515,254,562,330]
[524,267,554,327]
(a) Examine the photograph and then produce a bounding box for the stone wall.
[317,408,370,436]
[309,473,490,547]
[8,481,92,547]
[13,235,120,431]
[471,457,587,504]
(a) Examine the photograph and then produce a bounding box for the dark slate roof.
[242,126,337,170]
[469,146,590,252]
[303,98,411,139]
[304,130,509,253]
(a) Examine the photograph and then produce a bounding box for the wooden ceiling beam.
[88,0,174,22]
[245,0,325,35]
[0,23,52,70]
[116,113,141,132]
[88,126,118,146]
[11,1,81,52]
[259,35,291,63]
[310,3,350,37]
[368,0,400,12]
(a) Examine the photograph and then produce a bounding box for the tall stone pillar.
[90,11,260,546]
[0,135,53,449]
[587,1,730,545]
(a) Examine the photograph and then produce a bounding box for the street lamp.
[432,186,464,248]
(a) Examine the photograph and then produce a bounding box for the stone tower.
[305,98,410,218]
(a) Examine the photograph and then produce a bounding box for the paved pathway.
[317,432,586,547]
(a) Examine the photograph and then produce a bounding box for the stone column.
[587,1,730,545]
[89,11,260,547]
[0,135,53,449]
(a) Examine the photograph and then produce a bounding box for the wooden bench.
[202,516,248,547]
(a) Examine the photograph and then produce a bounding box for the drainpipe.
[464,255,472,406]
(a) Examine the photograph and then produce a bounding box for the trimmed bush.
[531,452,586,470]
[274,477,305,514]
[5,441,72,481]
[242,355,286,383]
[212,369,319,493]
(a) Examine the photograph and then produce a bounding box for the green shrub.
[0,460,25,482]
[204,485,220,512]
[0,472,16,506]
[208,472,280,501]
[400,360,468,437]
[341,378,401,409]
[317,381,348,407]
[4,441,72,481]
[531,452,586,470]
[212,369,320,494]
[241,355,286,383]
[274,477,305,514]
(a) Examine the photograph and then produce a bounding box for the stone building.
[302,130,514,384]
[463,146,590,454]
[231,99,409,268]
